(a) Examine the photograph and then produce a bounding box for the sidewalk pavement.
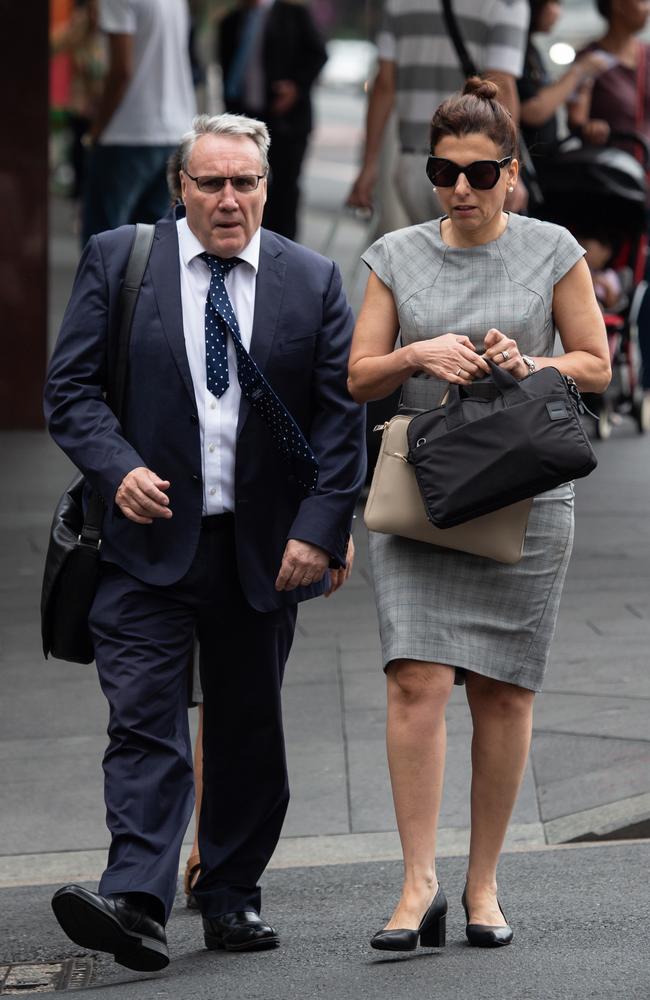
[1,100,649,993]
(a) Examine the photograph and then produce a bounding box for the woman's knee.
[387,659,454,709]
[466,674,535,718]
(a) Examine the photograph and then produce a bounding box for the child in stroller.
[580,232,624,311]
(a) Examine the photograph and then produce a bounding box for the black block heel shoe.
[370,885,447,952]
[461,888,513,947]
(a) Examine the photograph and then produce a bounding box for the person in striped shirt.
[348,0,530,222]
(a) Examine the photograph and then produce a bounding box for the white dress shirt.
[176,216,260,514]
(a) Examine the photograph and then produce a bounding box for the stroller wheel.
[595,408,612,440]
[631,393,650,433]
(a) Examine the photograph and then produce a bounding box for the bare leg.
[383,659,455,930]
[464,673,535,925]
[190,704,204,860]
[184,704,203,903]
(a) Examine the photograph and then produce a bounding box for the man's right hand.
[115,467,172,524]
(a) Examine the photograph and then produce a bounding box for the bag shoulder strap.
[441,0,478,79]
[82,222,155,541]
[110,222,156,422]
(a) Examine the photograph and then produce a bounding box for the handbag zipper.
[563,375,598,419]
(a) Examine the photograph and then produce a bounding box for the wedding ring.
[501,349,510,361]
[456,367,463,376]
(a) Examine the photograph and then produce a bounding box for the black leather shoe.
[370,885,447,952]
[51,884,169,971]
[462,887,513,947]
[203,911,279,952]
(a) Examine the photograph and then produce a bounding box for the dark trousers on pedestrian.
[81,143,176,248]
[263,128,309,242]
[88,514,297,922]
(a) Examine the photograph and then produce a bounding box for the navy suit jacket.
[44,214,366,611]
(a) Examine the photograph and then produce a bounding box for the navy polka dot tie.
[201,253,319,491]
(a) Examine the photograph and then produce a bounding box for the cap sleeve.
[553,226,585,285]
[361,235,393,290]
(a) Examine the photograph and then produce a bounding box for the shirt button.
[209,487,216,495]
[208,444,215,453]
[210,401,216,410]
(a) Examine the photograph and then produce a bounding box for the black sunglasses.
[425,156,512,190]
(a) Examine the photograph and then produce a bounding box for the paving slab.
[533,732,650,820]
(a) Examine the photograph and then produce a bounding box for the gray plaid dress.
[362,213,585,691]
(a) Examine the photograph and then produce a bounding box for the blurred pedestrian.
[81,0,197,246]
[518,0,610,167]
[50,0,106,203]
[568,0,650,153]
[218,0,328,240]
[568,0,650,391]
[347,0,530,223]
[45,112,365,969]
[348,78,610,952]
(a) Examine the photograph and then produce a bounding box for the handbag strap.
[80,223,156,544]
[445,361,524,430]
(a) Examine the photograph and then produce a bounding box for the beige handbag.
[364,413,532,564]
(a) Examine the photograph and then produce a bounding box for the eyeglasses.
[183,170,266,194]
[425,156,512,190]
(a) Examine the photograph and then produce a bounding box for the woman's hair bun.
[462,76,499,101]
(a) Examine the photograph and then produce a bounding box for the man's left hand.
[275,539,330,591]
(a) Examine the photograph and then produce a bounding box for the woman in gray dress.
[348,77,611,951]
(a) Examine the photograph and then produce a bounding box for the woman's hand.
[408,333,490,384]
[483,328,529,379]
[324,536,355,597]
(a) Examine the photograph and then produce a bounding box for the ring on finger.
[501,349,510,361]
[456,367,463,377]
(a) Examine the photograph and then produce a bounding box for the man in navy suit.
[45,113,365,971]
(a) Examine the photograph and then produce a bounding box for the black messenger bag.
[406,361,597,529]
[40,223,155,663]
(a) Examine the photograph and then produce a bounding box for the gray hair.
[179,113,271,174]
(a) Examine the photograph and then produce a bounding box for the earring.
[508,186,514,193]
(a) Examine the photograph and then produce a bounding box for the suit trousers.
[88,513,297,921]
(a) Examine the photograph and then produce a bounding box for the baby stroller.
[531,133,650,439]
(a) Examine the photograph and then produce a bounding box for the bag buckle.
[77,534,102,550]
